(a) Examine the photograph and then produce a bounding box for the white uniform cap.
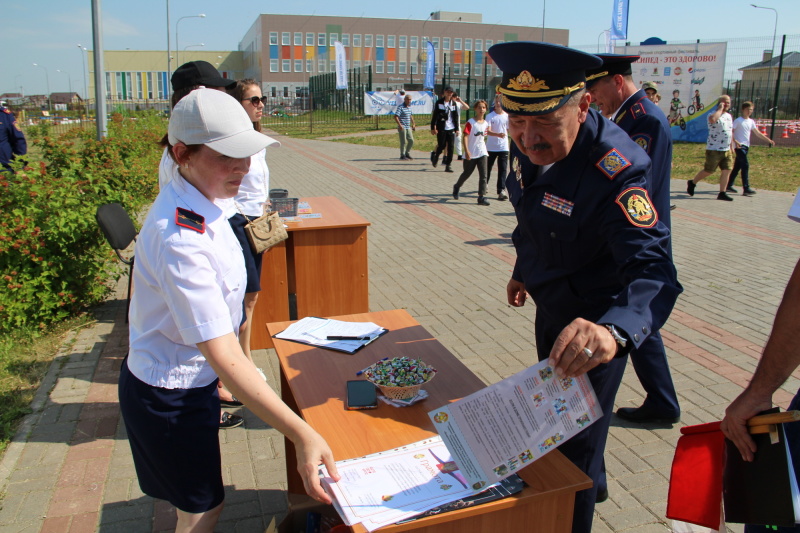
[168,88,279,158]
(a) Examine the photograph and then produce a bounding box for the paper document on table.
[273,316,387,354]
[429,359,602,489]
[319,435,489,532]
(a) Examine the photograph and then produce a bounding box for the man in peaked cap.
[586,54,682,427]
[488,41,681,532]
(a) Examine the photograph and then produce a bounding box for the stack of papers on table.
[319,436,495,532]
[273,316,387,354]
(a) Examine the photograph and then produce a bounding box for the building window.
[306,59,313,72]
[465,39,472,51]
[282,32,290,45]
[399,36,407,48]
[485,39,493,50]
[376,61,384,73]
[318,59,326,72]
[454,38,462,50]
[387,35,396,48]
[295,60,303,72]
[376,35,384,48]
[786,72,793,82]
[475,39,482,52]
[353,60,361,69]
[353,34,361,47]
[330,33,338,44]
[443,37,450,51]
[464,64,470,76]
[410,36,418,49]
[318,33,326,46]
[306,32,314,46]
[342,34,350,46]
[330,60,336,71]
[411,62,418,74]
[294,32,302,46]
[364,34,373,47]
[282,59,291,72]
[387,62,395,74]
[271,86,277,97]
[399,61,406,74]
[284,87,289,97]
[453,64,461,75]
[270,32,278,45]
[270,59,279,72]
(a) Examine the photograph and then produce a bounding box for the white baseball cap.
[168,88,279,158]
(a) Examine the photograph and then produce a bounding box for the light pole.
[183,43,205,52]
[14,75,23,97]
[751,4,778,113]
[56,69,73,94]
[77,44,88,101]
[32,63,51,111]
[176,13,205,67]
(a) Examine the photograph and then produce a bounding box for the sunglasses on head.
[244,96,268,106]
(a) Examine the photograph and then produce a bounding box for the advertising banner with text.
[363,91,435,116]
[616,42,727,142]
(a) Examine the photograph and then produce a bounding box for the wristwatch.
[603,324,628,350]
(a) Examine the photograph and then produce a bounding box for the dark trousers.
[487,150,509,194]
[454,156,488,197]
[434,129,456,166]
[728,146,750,189]
[535,318,628,533]
[629,331,680,415]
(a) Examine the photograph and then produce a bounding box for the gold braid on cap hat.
[585,71,609,82]
[500,94,562,113]
[498,81,586,99]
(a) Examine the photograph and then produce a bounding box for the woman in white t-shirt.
[452,100,491,206]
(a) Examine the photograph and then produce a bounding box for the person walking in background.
[485,95,510,201]
[0,101,27,173]
[491,41,680,531]
[585,55,681,431]
[119,89,339,532]
[452,99,490,206]
[687,94,736,202]
[430,86,460,173]
[227,79,279,380]
[726,101,775,197]
[453,93,469,161]
[394,93,416,160]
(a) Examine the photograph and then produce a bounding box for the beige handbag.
[244,208,288,254]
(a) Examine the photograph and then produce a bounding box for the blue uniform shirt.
[506,108,681,350]
[613,89,672,228]
[0,107,27,172]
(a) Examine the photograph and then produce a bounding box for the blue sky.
[2,0,796,96]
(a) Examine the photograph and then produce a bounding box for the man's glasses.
[244,96,268,106]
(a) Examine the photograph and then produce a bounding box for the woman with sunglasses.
[226,80,275,373]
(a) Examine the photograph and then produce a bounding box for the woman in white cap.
[119,88,339,532]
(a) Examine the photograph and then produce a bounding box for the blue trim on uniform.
[118,358,224,513]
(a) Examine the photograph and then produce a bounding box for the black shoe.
[445,166,454,173]
[670,204,677,210]
[220,411,243,429]
[430,151,439,168]
[616,406,680,424]
[726,186,738,193]
[477,197,490,206]
[687,180,696,196]
[399,155,407,160]
[457,155,463,160]
[220,396,243,408]
[596,488,609,503]
[498,192,508,201]
[405,154,413,160]
[717,191,734,201]
[452,186,459,200]
[743,187,756,196]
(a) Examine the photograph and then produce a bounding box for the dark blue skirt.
[118,358,224,513]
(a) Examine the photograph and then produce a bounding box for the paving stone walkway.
[1,134,798,532]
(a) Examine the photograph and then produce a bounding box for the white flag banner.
[363,91,435,116]
[334,41,347,90]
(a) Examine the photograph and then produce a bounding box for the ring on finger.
[582,347,593,358]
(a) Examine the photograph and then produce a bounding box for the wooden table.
[267,309,591,533]
[252,197,370,349]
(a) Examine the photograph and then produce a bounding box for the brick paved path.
[1,134,797,532]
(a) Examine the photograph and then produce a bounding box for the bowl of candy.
[363,356,437,400]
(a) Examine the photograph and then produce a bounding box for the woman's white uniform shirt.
[128,163,245,389]
[235,148,269,217]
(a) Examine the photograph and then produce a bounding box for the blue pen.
[356,357,389,376]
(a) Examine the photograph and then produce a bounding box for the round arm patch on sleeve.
[615,187,658,227]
